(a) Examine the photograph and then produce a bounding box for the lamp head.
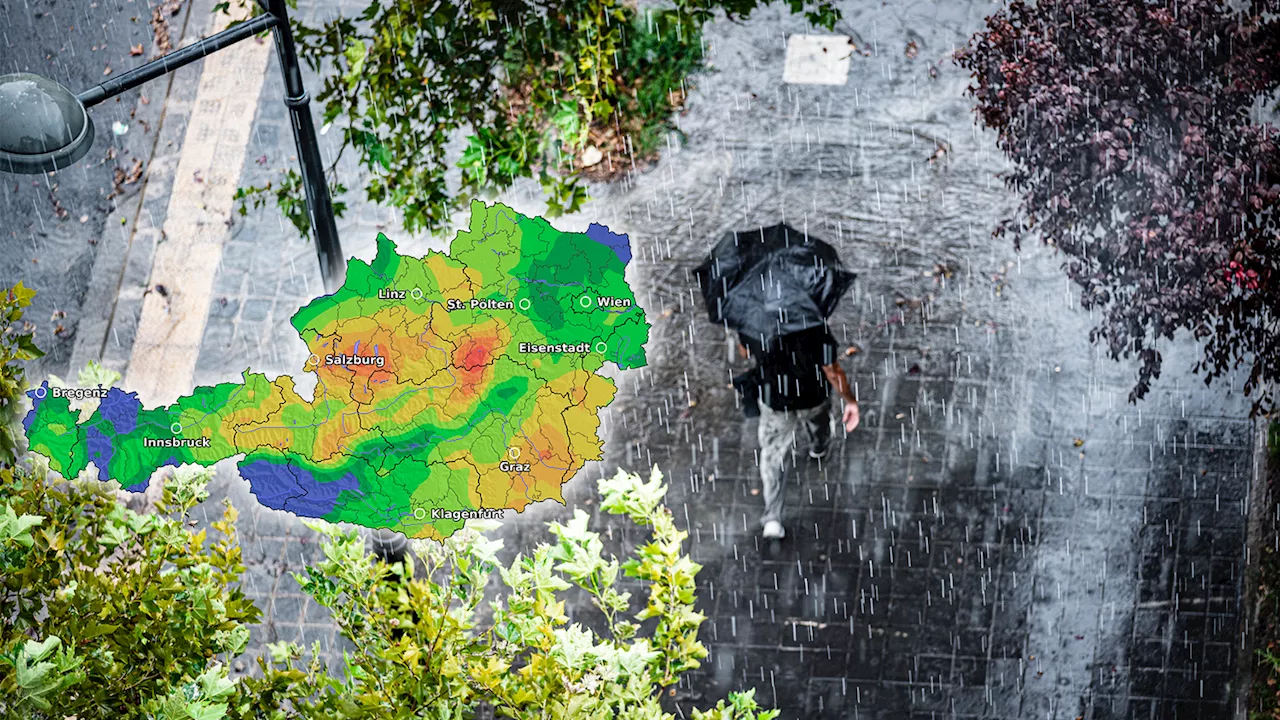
[0,73,95,174]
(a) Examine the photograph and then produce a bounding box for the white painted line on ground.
[783,34,853,85]
[123,12,271,406]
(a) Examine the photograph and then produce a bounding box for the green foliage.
[220,0,838,237]
[0,302,772,716]
[0,283,43,467]
[228,467,775,719]
[616,10,708,159]
[233,170,348,240]
[0,465,259,719]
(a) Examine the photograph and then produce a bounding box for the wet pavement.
[0,0,199,376]
[0,0,1265,718]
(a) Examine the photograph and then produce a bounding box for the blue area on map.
[98,388,142,434]
[239,459,362,516]
[22,382,48,434]
[585,223,631,265]
[84,426,114,482]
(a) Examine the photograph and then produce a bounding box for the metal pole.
[77,13,278,108]
[265,0,345,292]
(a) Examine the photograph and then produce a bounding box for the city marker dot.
[579,295,592,308]
[410,288,424,300]
[508,447,520,459]
[307,354,320,367]
[170,422,182,435]
[594,341,607,353]
[413,507,426,520]
[34,386,47,399]
[518,298,532,310]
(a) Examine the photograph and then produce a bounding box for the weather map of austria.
[22,201,650,539]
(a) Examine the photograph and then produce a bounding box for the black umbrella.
[694,224,856,347]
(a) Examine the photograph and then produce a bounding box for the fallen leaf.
[130,43,144,56]
[1072,438,1084,447]
[125,159,144,184]
[103,65,112,76]
[844,345,860,356]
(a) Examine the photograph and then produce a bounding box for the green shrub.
[229,467,776,720]
[0,464,258,718]
[0,282,42,467]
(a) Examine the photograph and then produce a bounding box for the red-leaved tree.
[956,0,1280,415]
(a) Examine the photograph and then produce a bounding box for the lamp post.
[0,1,345,291]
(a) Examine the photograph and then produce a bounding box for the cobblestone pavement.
[1,0,202,377]
[4,0,1264,718]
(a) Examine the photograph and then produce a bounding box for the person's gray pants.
[757,398,831,527]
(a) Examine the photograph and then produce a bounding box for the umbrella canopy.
[694,224,856,347]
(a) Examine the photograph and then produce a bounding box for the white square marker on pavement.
[783,34,853,85]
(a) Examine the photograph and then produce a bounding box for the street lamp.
[0,0,345,291]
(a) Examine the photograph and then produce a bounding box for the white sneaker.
[762,520,786,539]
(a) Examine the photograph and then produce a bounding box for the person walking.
[738,325,860,539]
[694,223,859,540]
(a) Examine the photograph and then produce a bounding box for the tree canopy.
[231,0,840,235]
[957,0,1280,414]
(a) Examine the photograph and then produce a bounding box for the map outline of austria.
[22,201,649,539]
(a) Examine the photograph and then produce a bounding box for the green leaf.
[551,626,597,670]
[9,281,36,307]
[23,636,61,663]
[1,503,45,546]
[15,335,45,361]
[185,700,228,720]
[342,39,367,89]
[80,623,120,640]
